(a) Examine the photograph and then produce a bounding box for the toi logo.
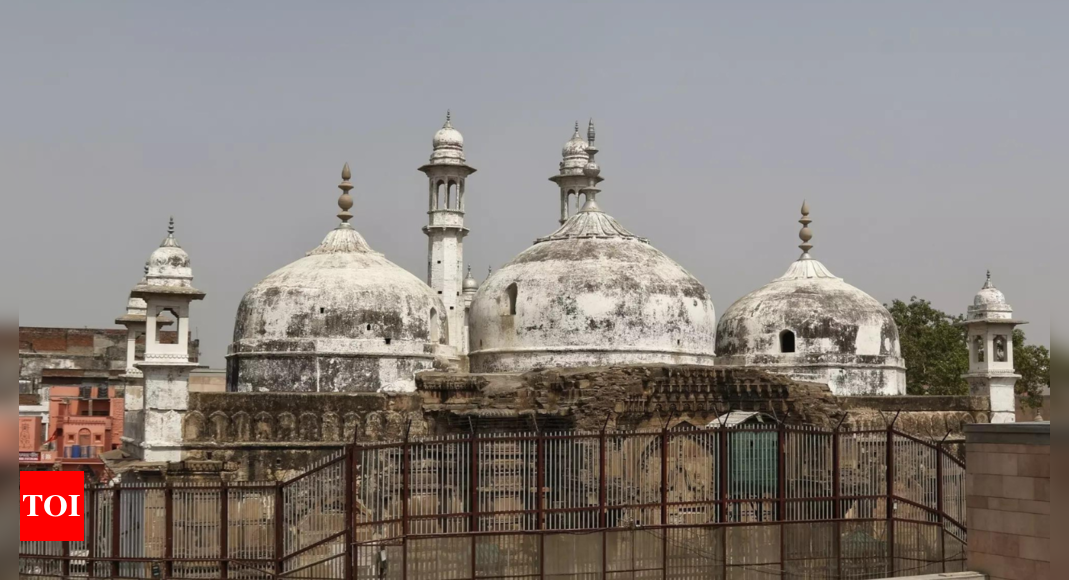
[20,471,86,542]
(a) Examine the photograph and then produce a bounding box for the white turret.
[420,111,475,354]
[960,272,1027,423]
[125,218,205,462]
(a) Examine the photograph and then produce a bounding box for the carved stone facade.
[176,364,990,482]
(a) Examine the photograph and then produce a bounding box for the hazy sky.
[5,1,1060,368]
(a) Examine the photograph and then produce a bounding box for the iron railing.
[19,424,967,580]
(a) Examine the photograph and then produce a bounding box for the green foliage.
[888,298,1050,404]
[887,298,968,396]
[1013,329,1050,410]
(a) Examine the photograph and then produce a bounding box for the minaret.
[960,271,1027,424]
[461,266,480,354]
[550,120,603,224]
[419,112,476,353]
[126,218,205,462]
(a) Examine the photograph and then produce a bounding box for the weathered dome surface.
[716,257,906,395]
[428,112,466,165]
[967,272,1014,321]
[130,219,204,299]
[468,205,717,373]
[228,169,448,394]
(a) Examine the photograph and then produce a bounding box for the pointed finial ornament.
[798,201,814,258]
[168,216,175,235]
[983,270,993,289]
[587,118,596,146]
[337,163,355,224]
[575,121,580,133]
[444,110,452,128]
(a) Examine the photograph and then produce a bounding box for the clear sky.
[5,1,1059,368]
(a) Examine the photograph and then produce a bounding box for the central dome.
[228,167,447,393]
[468,126,716,373]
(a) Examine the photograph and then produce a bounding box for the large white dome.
[228,170,447,394]
[716,204,906,396]
[468,200,717,373]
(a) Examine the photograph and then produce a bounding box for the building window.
[974,336,985,363]
[156,308,179,345]
[780,330,796,354]
[506,283,518,316]
[994,335,1008,362]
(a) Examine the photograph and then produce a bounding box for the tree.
[887,297,1051,403]
[1013,329,1050,411]
[887,298,969,395]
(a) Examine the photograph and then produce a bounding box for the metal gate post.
[469,431,479,580]
[833,428,842,580]
[220,482,229,580]
[344,446,354,580]
[401,436,410,580]
[887,428,896,576]
[536,431,545,580]
[599,429,607,579]
[274,482,284,578]
[660,428,669,580]
[111,487,121,578]
[936,441,946,574]
[87,488,98,578]
[719,428,729,579]
[778,424,787,578]
[164,484,174,578]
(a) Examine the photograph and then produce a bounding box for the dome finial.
[798,201,814,258]
[168,216,175,235]
[984,270,993,289]
[444,110,452,128]
[587,118,596,146]
[337,163,355,224]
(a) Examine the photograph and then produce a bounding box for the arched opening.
[156,308,178,345]
[994,335,1008,362]
[447,181,457,209]
[975,336,985,363]
[429,308,440,343]
[436,181,446,209]
[506,283,518,316]
[779,330,796,354]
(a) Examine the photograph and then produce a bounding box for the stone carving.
[254,413,274,442]
[209,412,230,442]
[343,413,362,443]
[365,412,385,440]
[975,336,985,363]
[322,413,341,441]
[277,413,297,441]
[298,413,320,441]
[183,411,206,442]
[20,423,32,450]
[232,412,252,441]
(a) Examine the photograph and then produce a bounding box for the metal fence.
[20,425,966,580]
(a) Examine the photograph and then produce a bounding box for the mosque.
[113,114,1024,468]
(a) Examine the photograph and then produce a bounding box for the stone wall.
[176,364,996,482]
[182,391,423,480]
[965,422,1050,580]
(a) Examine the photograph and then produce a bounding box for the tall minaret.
[419,112,476,353]
[550,121,602,224]
[960,271,1027,424]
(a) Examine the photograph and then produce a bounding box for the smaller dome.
[146,217,192,284]
[433,125,464,150]
[462,266,479,292]
[967,272,1014,321]
[974,273,1006,307]
[562,124,589,159]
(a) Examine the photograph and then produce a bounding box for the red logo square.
[20,471,86,542]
